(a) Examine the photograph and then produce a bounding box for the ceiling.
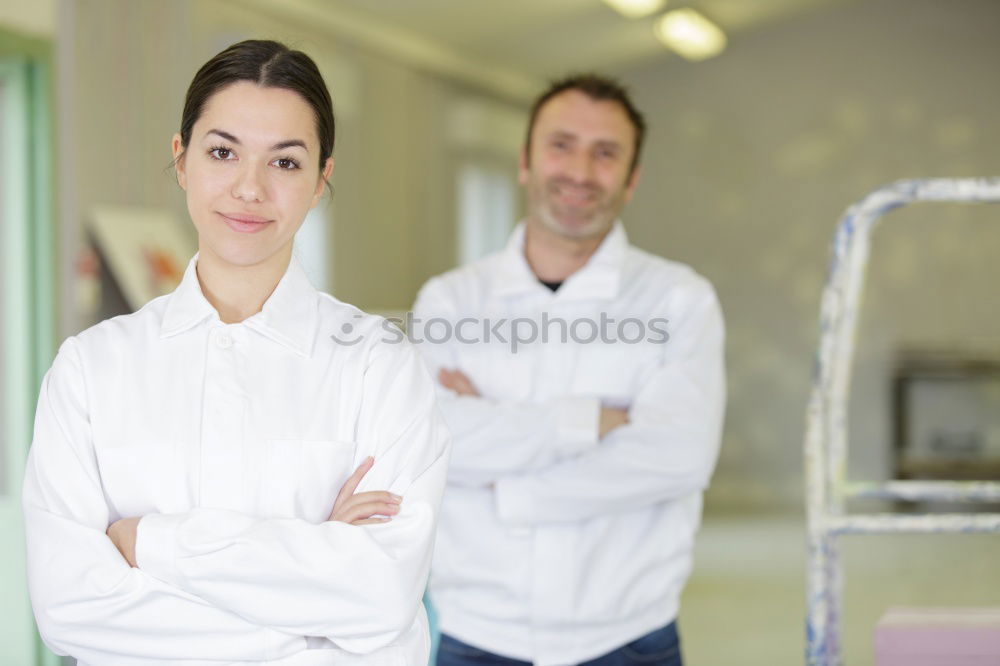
[245,0,857,102]
[316,0,853,79]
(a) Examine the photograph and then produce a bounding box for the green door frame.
[1,26,58,666]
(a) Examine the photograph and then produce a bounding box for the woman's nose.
[231,163,265,203]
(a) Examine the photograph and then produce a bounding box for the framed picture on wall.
[893,352,1000,481]
[87,205,196,312]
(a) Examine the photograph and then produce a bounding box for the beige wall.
[61,0,525,330]
[0,0,54,38]
[58,0,1000,510]
[618,0,1000,509]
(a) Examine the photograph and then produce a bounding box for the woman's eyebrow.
[206,129,240,144]
[271,139,308,151]
[205,129,308,151]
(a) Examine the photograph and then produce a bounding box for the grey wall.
[618,0,1000,509]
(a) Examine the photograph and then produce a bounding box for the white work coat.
[413,223,725,666]
[22,255,450,665]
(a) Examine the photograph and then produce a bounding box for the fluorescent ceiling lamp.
[602,0,668,19]
[654,8,727,61]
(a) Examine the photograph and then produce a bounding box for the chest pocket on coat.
[264,439,356,523]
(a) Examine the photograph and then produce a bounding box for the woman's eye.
[209,147,234,160]
[274,158,299,170]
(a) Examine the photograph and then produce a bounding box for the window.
[457,161,515,264]
[447,94,524,265]
[294,204,333,292]
[0,47,57,665]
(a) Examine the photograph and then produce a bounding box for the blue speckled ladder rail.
[803,178,1000,666]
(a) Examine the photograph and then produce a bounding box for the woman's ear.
[312,157,335,205]
[171,133,187,190]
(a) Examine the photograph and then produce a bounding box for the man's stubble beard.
[528,176,628,241]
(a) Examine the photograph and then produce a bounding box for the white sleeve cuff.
[554,396,600,457]
[135,513,184,587]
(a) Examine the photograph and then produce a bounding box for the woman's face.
[172,81,333,269]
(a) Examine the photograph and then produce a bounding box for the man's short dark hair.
[524,73,646,176]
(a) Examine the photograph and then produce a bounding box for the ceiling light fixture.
[602,0,668,19]
[654,8,726,61]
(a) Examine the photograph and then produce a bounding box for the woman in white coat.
[23,39,449,665]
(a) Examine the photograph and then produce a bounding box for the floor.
[679,512,1000,665]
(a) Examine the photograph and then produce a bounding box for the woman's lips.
[218,212,273,233]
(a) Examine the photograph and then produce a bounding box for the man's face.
[519,89,640,241]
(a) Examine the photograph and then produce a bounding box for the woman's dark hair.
[178,40,334,171]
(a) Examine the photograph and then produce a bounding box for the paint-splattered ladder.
[804,178,1000,665]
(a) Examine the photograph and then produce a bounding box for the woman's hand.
[106,517,142,567]
[327,456,402,525]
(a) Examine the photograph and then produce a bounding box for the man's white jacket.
[413,222,725,666]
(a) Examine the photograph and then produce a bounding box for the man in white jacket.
[413,74,726,665]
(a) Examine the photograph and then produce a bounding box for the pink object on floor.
[875,607,1000,666]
